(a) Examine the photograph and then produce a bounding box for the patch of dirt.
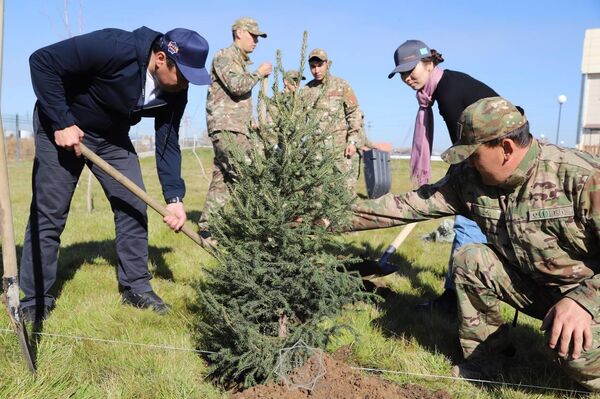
[231,352,452,399]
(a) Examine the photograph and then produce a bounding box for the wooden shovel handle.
[79,143,216,257]
[0,117,17,278]
[377,223,418,267]
[389,222,417,249]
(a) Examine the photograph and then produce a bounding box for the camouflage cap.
[232,17,267,38]
[283,70,306,82]
[441,97,529,164]
[308,48,328,61]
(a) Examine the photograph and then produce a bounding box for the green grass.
[0,149,595,398]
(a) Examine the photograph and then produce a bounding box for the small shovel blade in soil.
[357,259,398,279]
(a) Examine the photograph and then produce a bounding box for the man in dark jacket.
[21,27,210,322]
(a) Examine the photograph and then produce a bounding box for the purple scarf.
[410,67,444,188]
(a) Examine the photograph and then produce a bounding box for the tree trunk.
[86,168,93,213]
[278,313,288,338]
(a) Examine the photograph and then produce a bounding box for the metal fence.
[2,113,211,161]
[2,114,34,161]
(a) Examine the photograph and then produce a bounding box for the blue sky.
[2,0,599,151]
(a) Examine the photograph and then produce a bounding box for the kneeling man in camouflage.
[352,96,600,390]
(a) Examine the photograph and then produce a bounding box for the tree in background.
[196,32,367,388]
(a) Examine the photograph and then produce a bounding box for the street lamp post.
[555,94,567,145]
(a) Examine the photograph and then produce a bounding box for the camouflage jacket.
[206,43,262,135]
[301,74,363,148]
[353,140,600,320]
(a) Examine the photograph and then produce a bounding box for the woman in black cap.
[388,39,499,313]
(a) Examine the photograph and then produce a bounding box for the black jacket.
[433,70,499,144]
[29,26,186,200]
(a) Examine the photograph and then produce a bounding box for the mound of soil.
[231,350,452,399]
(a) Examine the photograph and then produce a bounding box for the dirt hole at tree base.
[231,348,453,399]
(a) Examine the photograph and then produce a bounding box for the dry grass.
[4,137,35,161]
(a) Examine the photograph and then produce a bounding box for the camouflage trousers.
[453,243,600,391]
[198,131,252,231]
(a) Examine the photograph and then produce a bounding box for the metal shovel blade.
[377,246,400,274]
[3,278,36,374]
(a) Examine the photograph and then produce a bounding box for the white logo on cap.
[419,47,428,55]
[167,41,179,55]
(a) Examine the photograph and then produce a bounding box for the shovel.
[0,111,36,376]
[78,143,216,257]
[354,223,417,280]
[377,222,417,272]
[0,0,36,375]
[0,133,36,375]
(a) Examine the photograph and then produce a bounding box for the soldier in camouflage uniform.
[302,49,363,196]
[351,96,600,390]
[199,17,272,234]
[283,70,305,93]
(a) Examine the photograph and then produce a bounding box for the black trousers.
[19,108,152,308]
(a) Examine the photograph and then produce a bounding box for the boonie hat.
[232,17,267,38]
[441,97,529,164]
[388,40,431,79]
[283,70,306,82]
[308,48,328,62]
[161,28,211,86]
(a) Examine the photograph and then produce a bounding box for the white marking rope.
[0,327,216,354]
[0,327,590,394]
[351,366,589,395]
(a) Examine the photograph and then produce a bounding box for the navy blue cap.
[388,40,431,79]
[161,28,211,85]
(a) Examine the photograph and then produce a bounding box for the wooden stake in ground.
[192,137,210,184]
[0,0,36,374]
[86,169,94,213]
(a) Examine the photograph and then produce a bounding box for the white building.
[578,28,600,153]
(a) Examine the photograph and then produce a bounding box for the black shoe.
[452,349,515,380]
[121,289,170,315]
[21,304,52,324]
[451,357,503,380]
[452,340,516,380]
[416,289,457,314]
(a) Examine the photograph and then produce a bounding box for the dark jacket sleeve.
[29,30,119,132]
[154,91,187,201]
